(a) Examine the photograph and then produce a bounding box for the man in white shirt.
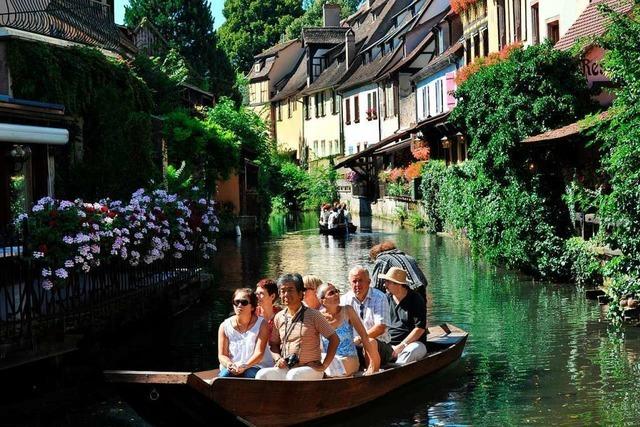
[340,265,394,366]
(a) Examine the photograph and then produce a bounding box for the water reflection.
[96,212,640,425]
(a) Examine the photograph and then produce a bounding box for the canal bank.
[2,213,640,426]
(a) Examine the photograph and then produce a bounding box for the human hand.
[392,344,404,359]
[227,363,238,374]
[276,357,287,369]
[364,365,375,376]
[235,364,247,374]
[353,336,362,346]
[308,361,325,372]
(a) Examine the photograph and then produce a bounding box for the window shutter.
[446,72,457,110]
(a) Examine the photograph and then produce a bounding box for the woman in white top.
[218,288,271,378]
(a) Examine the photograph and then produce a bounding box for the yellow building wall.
[274,97,304,158]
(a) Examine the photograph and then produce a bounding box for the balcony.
[0,0,121,52]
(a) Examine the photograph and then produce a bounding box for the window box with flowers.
[366,108,378,121]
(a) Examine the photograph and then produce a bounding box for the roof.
[523,112,609,144]
[301,61,346,95]
[555,0,635,51]
[271,56,307,102]
[247,56,276,81]
[338,45,404,92]
[254,39,298,59]
[411,42,463,82]
[302,27,349,45]
[335,111,451,168]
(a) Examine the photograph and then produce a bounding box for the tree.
[285,0,361,40]
[124,0,238,101]
[218,0,304,72]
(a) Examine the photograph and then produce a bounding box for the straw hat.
[378,267,409,285]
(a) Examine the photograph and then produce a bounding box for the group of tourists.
[319,202,352,229]
[217,242,429,381]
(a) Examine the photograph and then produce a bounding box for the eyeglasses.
[279,288,298,295]
[323,289,340,298]
[233,299,250,307]
[359,303,365,319]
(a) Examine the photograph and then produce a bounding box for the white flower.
[55,268,69,279]
[134,232,143,240]
[32,204,44,212]
[75,256,84,264]
[42,279,54,290]
[42,268,52,277]
[33,251,44,259]
[63,236,74,244]
[82,263,90,272]
[64,260,74,268]
[174,252,183,259]
[91,244,100,254]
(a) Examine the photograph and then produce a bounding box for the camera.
[284,354,299,368]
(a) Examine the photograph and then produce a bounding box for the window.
[314,93,320,118]
[547,20,560,45]
[357,143,361,152]
[384,83,396,118]
[321,140,326,157]
[287,98,292,119]
[254,62,262,73]
[292,97,297,111]
[513,0,522,42]
[277,101,282,121]
[372,91,377,118]
[249,84,256,103]
[354,95,360,123]
[345,98,351,124]
[348,146,354,155]
[482,27,489,57]
[304,96,310,120]
[260,81,268,103]
[497,0,506,49]
[320,91,326,117]
[331,90,338,115]
[435,80,443,114]
[465,38,472,65]
[421,86,430,118]
[313,141,318,155]
[531,3,539,45]
[473,32,480,60]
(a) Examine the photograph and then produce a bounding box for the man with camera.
[256,273,339,380]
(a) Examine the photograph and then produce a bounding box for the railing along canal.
[0,226,202,359]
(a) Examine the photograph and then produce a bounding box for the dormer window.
[254,62,263,73]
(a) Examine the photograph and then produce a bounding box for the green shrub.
[563,237,603,287]
[406,210,428,230]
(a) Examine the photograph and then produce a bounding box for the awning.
[374,138,411,155]
[523,111,609,144]
[334,111,452,169]
[0,123,69,145]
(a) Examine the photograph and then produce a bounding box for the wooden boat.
[318,222,357,236]
[105,324,467,427]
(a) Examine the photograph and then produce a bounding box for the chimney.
[345,29,356,67]
[323,3,341,27]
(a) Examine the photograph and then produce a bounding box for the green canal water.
[12,213,640,426]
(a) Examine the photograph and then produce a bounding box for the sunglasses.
[233,299,250,307]
[323,288,340,298]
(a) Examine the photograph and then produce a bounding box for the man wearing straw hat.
[379,267,427,364]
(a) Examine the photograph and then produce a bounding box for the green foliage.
[130,53,183,114]
[406,210,428,230]
[277,161,309,210]
[386,182,410,197]
[592,2,640,304]
[219,0,304,72]
[563,237,603,287]
[7,40,157,200]
[124,0,238,100]
[165,162,193,195]
[270,195,289,216]
[437,43,596,278]
[420,160,447,232]
[304,165,338,210]
[163,110,239,192]
[393,206,408,223]
[285,0,361,40]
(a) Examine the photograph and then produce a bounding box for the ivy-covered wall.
[7,40,159,200]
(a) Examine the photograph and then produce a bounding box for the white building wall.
[524,0,590,46]
[342,84,380,156]
[415,65,457,121]
[304,89,342,160]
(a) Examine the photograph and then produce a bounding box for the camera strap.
[282,306,306,357]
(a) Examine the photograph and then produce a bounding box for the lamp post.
[455,131,466,161]
[7,145,30,173]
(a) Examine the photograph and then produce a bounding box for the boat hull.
[319,223,357,236]
[106,324,467,427]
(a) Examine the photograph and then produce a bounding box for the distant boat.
[105,324,467,427]
[319,222,357,236]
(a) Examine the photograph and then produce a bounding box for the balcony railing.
[0,0,121,52]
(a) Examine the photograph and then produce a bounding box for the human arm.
[217,322,234,370]
[235,320,269,374]
[346,306,379,373]
[309,312,339,371]
[391,327,425,358]
[267,317,287,369]
[392,294,426,358]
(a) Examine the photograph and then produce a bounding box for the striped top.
[371,249,429,292]
[270,305,336,365]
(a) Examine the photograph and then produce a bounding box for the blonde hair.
[302,275,323,291]
[316,283,331,300]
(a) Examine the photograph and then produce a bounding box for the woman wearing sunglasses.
[317,283,380,377]
[217,288,271,378]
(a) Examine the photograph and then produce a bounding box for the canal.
[7,213,640,425]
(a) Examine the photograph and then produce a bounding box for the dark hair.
[256,278,278,296]
[277,273,304,293]
[232,288,258,312]
[370,241,397,261]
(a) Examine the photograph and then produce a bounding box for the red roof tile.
[555,0,635,51]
